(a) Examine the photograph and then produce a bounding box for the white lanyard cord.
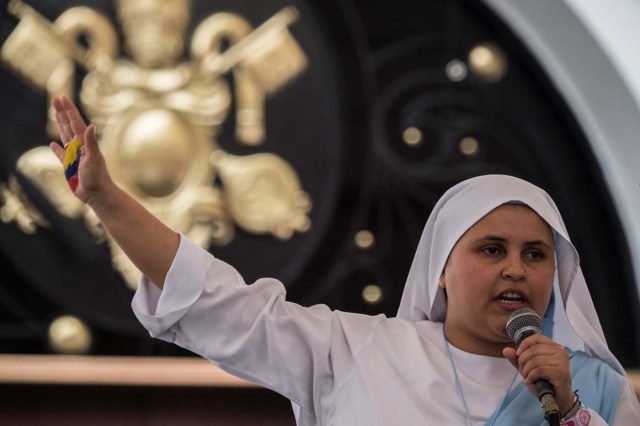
[442,327,518,426]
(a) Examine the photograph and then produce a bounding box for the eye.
[524,250,545,259]
[482,246,502,256]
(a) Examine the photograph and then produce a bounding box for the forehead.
[463,204,553,242]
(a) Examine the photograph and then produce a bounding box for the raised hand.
[49,97,179,287]
[49,96,112,205]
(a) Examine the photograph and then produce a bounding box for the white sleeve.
[131,233,384,417]
[581,408,608,425]
[571,381,640,425]
[611,381,640,425]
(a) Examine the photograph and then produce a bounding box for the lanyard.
[443,327,518,426]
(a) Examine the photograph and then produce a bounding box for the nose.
[502,254,526,282]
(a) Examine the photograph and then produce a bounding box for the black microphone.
[506,308,561,426]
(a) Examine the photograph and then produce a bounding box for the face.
[439,204,555,356]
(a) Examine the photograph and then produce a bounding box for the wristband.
[561,390,580,418]
[562,403,589,425]
[63,138,83,192]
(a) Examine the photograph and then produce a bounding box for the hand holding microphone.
[503,308,574,425]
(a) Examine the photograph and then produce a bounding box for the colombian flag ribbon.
[63,138,83,192]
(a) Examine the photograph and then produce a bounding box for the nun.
[50,96,640,425]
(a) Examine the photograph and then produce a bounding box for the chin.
[488,322,510,342]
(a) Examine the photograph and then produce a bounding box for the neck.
[443,323,515,357]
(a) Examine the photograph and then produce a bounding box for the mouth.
[494,290,528,308]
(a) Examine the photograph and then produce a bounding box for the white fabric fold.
[132,233,207,337]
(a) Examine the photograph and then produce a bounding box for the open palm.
[49,96,111,204]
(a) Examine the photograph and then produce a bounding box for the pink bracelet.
[561,405,590,425]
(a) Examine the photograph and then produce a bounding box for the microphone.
[506,308,561,426]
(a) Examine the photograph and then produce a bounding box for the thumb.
[503,347,519,370]
[84,124,99,154]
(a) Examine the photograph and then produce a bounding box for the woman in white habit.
[50,97,640,425]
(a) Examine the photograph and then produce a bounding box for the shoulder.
[362,318,446,360]
[374,317,443,340]
[328,316,444,354]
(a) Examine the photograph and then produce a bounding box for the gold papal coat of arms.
[1,0,312,288]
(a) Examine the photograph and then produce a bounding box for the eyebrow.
[474,235,552,249]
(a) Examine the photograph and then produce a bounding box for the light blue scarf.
[487,294,624,425]
[486,350,623,425]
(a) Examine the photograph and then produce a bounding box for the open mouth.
[495,291,527,304]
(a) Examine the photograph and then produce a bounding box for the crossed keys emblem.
[0,0,312,287]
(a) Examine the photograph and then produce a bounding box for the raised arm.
[49,96,178,288]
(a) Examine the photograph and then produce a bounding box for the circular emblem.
[0,0,637,362]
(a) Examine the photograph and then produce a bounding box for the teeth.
[498,292,524,303]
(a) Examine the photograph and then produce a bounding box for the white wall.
[482,0,640,297]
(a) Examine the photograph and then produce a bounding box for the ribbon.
[63,138,83,192]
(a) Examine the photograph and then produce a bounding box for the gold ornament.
[1,0,311,288]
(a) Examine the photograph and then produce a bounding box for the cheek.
[452,261,491,284]
[444,266,488,302]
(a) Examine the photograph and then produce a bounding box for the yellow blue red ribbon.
[63,138,83,192]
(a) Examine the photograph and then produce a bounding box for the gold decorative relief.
[15,147,105,241]
[213,151,312,240]
[0,176,48,235]
[1,0,311,288]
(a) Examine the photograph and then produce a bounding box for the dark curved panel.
[0,0,637,366]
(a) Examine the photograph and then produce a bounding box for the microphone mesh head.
[506,307,542,343]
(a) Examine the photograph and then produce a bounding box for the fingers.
[84,124,98,154]
[52,96,87,144]
[517,342,561,366]
[62,96,87,139]
[53,97,72,144]
[515,339,570,386]
[520,354,567,385]
[50,97,98,166]
[507,337,573,411]
[518,341,566,370]
[516,333,550,356]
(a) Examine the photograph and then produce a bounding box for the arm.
[132,234,384,417]
[50,96,178,288]
[51,97,380,417]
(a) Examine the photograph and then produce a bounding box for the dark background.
[0,0,638,422]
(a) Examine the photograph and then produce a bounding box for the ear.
[438,271,446,289]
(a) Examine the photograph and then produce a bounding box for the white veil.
[396,174,625,374]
